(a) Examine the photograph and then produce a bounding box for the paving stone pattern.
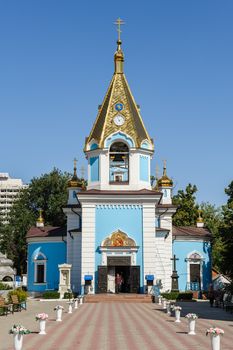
[0,300,233,350]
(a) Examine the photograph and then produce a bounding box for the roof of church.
[172,226,211,238]
[85,38,153,150]
[26,226,67,238]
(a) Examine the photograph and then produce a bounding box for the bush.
[8,288,28,302]
[43,291,60,299]
[161,292,179,300]
[177,292,193,301]
[63,291,73,299]
[0,282,12,290]
[161,291,193,301]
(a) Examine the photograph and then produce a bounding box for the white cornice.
[78,194,161,205]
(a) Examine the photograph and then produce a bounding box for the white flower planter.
[166,303,171,316]
[13,334,23,350]
[79,297,83,305]
[158,296,162,305]
[188,319,196,335]
[210,334,220,350]
[74,299,78,309]
[68,303,73,314]
[39,320,46,335]
[175,310,181,323]
[56,309,63,322]
[162,299,167,309]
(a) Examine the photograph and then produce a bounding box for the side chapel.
[26,22,212,295]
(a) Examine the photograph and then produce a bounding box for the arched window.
[34,252,47,284]
[109,142,129,183]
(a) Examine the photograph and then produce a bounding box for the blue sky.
[0,0,232,207]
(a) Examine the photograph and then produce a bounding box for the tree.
[172,184,199,226]
[0,168,71,274]
[220,181,233,278]
[200,202,224,270]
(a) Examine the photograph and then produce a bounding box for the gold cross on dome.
[114,18,125,41]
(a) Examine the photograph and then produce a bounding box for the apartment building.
[0,173,27,223]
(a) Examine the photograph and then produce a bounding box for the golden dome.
[37,209,44,223]
[68,158,83,188]
[157,161,173,188]
[197,210,204,223]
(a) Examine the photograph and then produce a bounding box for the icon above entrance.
[101,230,137,247]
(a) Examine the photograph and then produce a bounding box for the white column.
[81,204,96,294]
[143,204,157,291]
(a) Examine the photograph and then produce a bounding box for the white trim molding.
[34,252,47,283]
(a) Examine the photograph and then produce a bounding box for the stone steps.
[85,293,152,303]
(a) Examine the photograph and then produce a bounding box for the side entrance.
[98,257,140,293]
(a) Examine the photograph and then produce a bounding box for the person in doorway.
[115,273,123,294]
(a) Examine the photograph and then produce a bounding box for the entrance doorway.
[190,264,201,285]
[98,263,140,294]
[107,266,131,293]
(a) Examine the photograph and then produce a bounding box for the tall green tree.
[0,168,71,274]
[200,202,224,270]
[172,184,199,226]
[220,181,233,277]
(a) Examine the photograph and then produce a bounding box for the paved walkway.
[0,300,233,349]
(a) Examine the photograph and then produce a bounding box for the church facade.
[26,33,212,295]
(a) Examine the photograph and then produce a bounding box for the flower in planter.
[9,325,30,335]
[206,327,224,336]
[185,313,198,319]
[54,305,64,311]
[173,306,182,311]
[35,313,49,321]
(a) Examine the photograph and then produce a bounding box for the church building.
[26,27,212,295]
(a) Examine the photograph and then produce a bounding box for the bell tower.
[84,20,154,191]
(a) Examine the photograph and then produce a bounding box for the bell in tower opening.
[109,142,129,183]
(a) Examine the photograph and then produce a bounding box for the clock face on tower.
[114,114,125,126]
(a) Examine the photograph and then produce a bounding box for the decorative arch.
[188,251,202,261]
[104,132,135,148]
[34,252,47,261]
[2,276,13,282]
[141,139,152,150]
[101,230,136,247]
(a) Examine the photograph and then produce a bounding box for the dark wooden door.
[190,264,200,283]
[130,266,140,293]
[98,266,108,293]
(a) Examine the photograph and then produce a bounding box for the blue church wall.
[27,242,66,292]
[95,205,143,291]
[140,155,149,182]
[173,240,211,291]
[90,156,99,182]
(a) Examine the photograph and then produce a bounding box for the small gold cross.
[114,18,125,41]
